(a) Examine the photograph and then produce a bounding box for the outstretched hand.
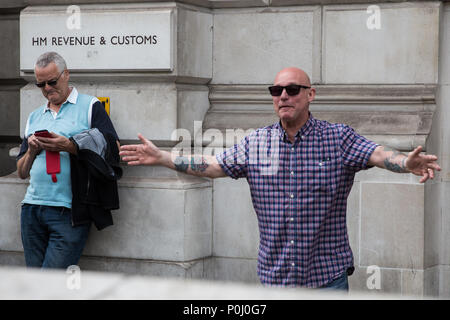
[406,146,441,183]
[119,133,162,166]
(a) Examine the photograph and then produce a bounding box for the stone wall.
[0,0,448,298]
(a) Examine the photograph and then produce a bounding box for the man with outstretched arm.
[120,67,440,290]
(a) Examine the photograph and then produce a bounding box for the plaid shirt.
[216,115,378,288]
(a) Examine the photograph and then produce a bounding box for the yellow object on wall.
[97,97,110,116]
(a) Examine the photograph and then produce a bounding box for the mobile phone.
[34,129,52,138]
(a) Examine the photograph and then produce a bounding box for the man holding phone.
[16,52,119,269]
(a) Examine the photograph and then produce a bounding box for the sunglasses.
[268,85,310,96]
[35,70,65,88]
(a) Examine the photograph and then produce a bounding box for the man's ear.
[308,87,316,102]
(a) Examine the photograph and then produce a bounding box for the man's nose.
[280,88,289,100]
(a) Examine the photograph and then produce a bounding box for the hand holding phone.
[34,130,52,138]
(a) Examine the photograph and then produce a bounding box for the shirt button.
[290,171,294,175]
[301,135,305,140]
[291,263,295,267]
[290,218,294,222]
[290,240,294,244]
[291,147,295,152]
[290,194,294,198]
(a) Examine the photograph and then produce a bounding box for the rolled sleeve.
[215,136,249,179]
[340,125,378,171]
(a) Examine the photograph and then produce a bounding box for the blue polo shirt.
[18,87,118,209]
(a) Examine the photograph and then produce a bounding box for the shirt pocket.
[303,155,341,194]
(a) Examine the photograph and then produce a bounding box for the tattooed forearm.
[190,156,209,172]
[174,156,189,172]
[383,158,408,173]
[174,156,209,173]
[382,146,409,173]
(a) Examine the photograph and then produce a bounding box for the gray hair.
[35,52,67,72]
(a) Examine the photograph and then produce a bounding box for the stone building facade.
[0,0,449,297]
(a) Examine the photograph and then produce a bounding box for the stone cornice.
[209,84,436,107]
[204,84,437,151]
[2,0,445,10]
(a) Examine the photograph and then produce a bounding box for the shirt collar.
[275,113,316,143]
[43,87,78,113]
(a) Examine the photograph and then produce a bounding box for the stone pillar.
[0,2,26,177]
[0,2,27,266]
[425,2,450,298]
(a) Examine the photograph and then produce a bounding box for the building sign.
[20,6,173,71]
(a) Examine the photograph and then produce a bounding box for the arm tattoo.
[174,156,189,173]
[382,146,409,173]
[190,156,209,172]
[383,159,408,173]
[174,156,209,173]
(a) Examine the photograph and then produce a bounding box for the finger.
[409,145,423,158]
[121,156,139,162]
[408,146,422,165]
[137,133,149,145]
[126,160,141,166]
[38,141,49,148]
[419,171,429,183]
[119,151,133,156]
[39,142,56,151]
[421,154,438,162]
[36,136,51,143]
[428,168,434,180]
[430,163,442,171]
[29,142,41,151]
[120,144,139,151]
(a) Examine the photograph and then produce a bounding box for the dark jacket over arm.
[70,128,122,230]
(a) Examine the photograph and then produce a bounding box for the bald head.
[274,67,311,87]
[270,67,316,135]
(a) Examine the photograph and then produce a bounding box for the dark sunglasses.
[35,70,65,88]
[268,85,310,96]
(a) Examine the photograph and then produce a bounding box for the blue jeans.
[319,272,349,292]
[21,204,91,269]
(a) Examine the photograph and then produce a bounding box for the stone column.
[425,2,450,298]
[0,1,27,266]
[0,2,25,177]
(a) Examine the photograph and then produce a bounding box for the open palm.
[119,133,162,166]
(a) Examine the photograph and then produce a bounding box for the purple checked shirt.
[216,115,378,288]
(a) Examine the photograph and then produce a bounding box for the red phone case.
[34,130,52,138]
[34,130,60,182]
